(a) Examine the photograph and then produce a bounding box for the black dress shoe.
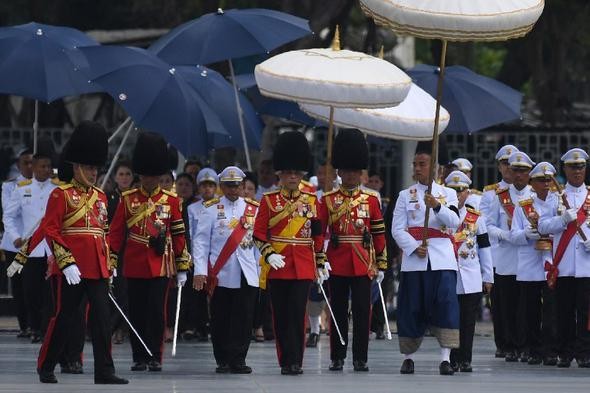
[527,356,542,365]
[329,359,344,371]
[439,361,455,375]
[353,360,369,372]
[543,356,557,366]
[291,365,303,374]
[17,329,31,338]
[450,362,459,372]
[38,370,57,383]
[31,332,42,344]
[148,360,162,372]
[519,352,529,363]
[375,330,385,340]
[505,351,519,362]
[94,374,129,384]
[131,362,147,371]
[577,358,590,368]
[230,365,252,374]
[495,349,506,358]
[400,359,414,374]
[215,364,230,373]
[459,362,472,372]
[557,357,571,368]
[306,333,319,348]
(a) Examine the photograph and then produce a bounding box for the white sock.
[309,315,321,334]
[440,348,451,362]
[404,354,413,360]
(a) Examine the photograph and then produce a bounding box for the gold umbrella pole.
[422,40,448,246]
[325,106,335,192]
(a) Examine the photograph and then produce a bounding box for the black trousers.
[38,277,115,378]
[490,270,505,352]
[554,277,590,360]
[127,277,170,363]
[109,266,128,332]
[48,275,87,366]
[542,283,558,358]
[253,288,274,336]
[451,292,481,364]
[495,274,520,352]
[268,279,311,367]
[22,257,51,334]
[329,275,372,362]
[210,274,257,367]
[516,281,544,357]
[6,251,28,331]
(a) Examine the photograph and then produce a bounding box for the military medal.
[355,218,365,229]
[217,204,226,219]
[409,188,418,203]
[228,217,239,229]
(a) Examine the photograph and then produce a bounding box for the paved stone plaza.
[0,323,589,393]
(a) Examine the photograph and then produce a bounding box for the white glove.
[525,226,541,240]
[316,263,331,285]
[63,264,81,285]
[112,268,118,278]
[581,239,590,252]
[6,261,23,277]
[562,208,578,224]
[497,230,510,242]
[375,270,385,284]
[177,271,187,287]
[267,254,286,270]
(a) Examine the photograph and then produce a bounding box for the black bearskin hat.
[415,138,450,166]
[57,141,73,183]
[332,129,368,170]
[64,121,108,167]
[273,131,310,172]
[132,132,169,176]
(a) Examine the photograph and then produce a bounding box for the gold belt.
[336,235,364,244]
[62,227,104,237]
[129,232,150,245]
[270,236,313,246]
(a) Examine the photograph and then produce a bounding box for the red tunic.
[316,187,387,277]
[253,188,321,280]
[109,186,190,279]
[20,180,111,279]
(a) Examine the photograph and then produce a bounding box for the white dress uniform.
[445,170,494,368]
[193,195,260,288]
[3,177,57,256]
[1,174,26,253]
[392,181,460,272]
[537,148,590,365]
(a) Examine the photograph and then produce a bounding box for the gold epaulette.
[519,198,534,207]
[469,188,482,195]
[323,189,338,198]
[59,183,73,191]
[483,183,499,192]
[92,185,105,194]
[162,189,177,197]
[51,178,64,186]
[361,188,380,198]
[465,206,481,216]
[16,179,32,187]
[122,188,137,197]
[245,197,260,207]
[203,197,220,208]
[300,179,313,187]
[263,189,280,197]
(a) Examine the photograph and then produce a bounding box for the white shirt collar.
[565,183,586,193]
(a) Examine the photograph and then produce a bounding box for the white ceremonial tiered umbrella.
[255,28,412,190]
[360,0,544,241]
[300,83,449,141]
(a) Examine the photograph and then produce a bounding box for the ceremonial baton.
[171,284,182,357]
[108,292,153,357]
[318,283,345,346]
[377,281,392,340]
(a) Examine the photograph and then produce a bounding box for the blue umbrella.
[234,73,322,127]
[408,64,523,133]
[0,22,102,151]
[175,65,263,150]
[73,45,229,157]
[149,8,312,170]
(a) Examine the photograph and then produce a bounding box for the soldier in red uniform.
[109,133,190,372]
[8,122,128,384]
[316,129,387,372]
[253,131,324,376]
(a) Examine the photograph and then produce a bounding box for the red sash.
[497,189,515,229]
[206,204,258,297]
[408,226,457,258]
[552,206,587,276]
